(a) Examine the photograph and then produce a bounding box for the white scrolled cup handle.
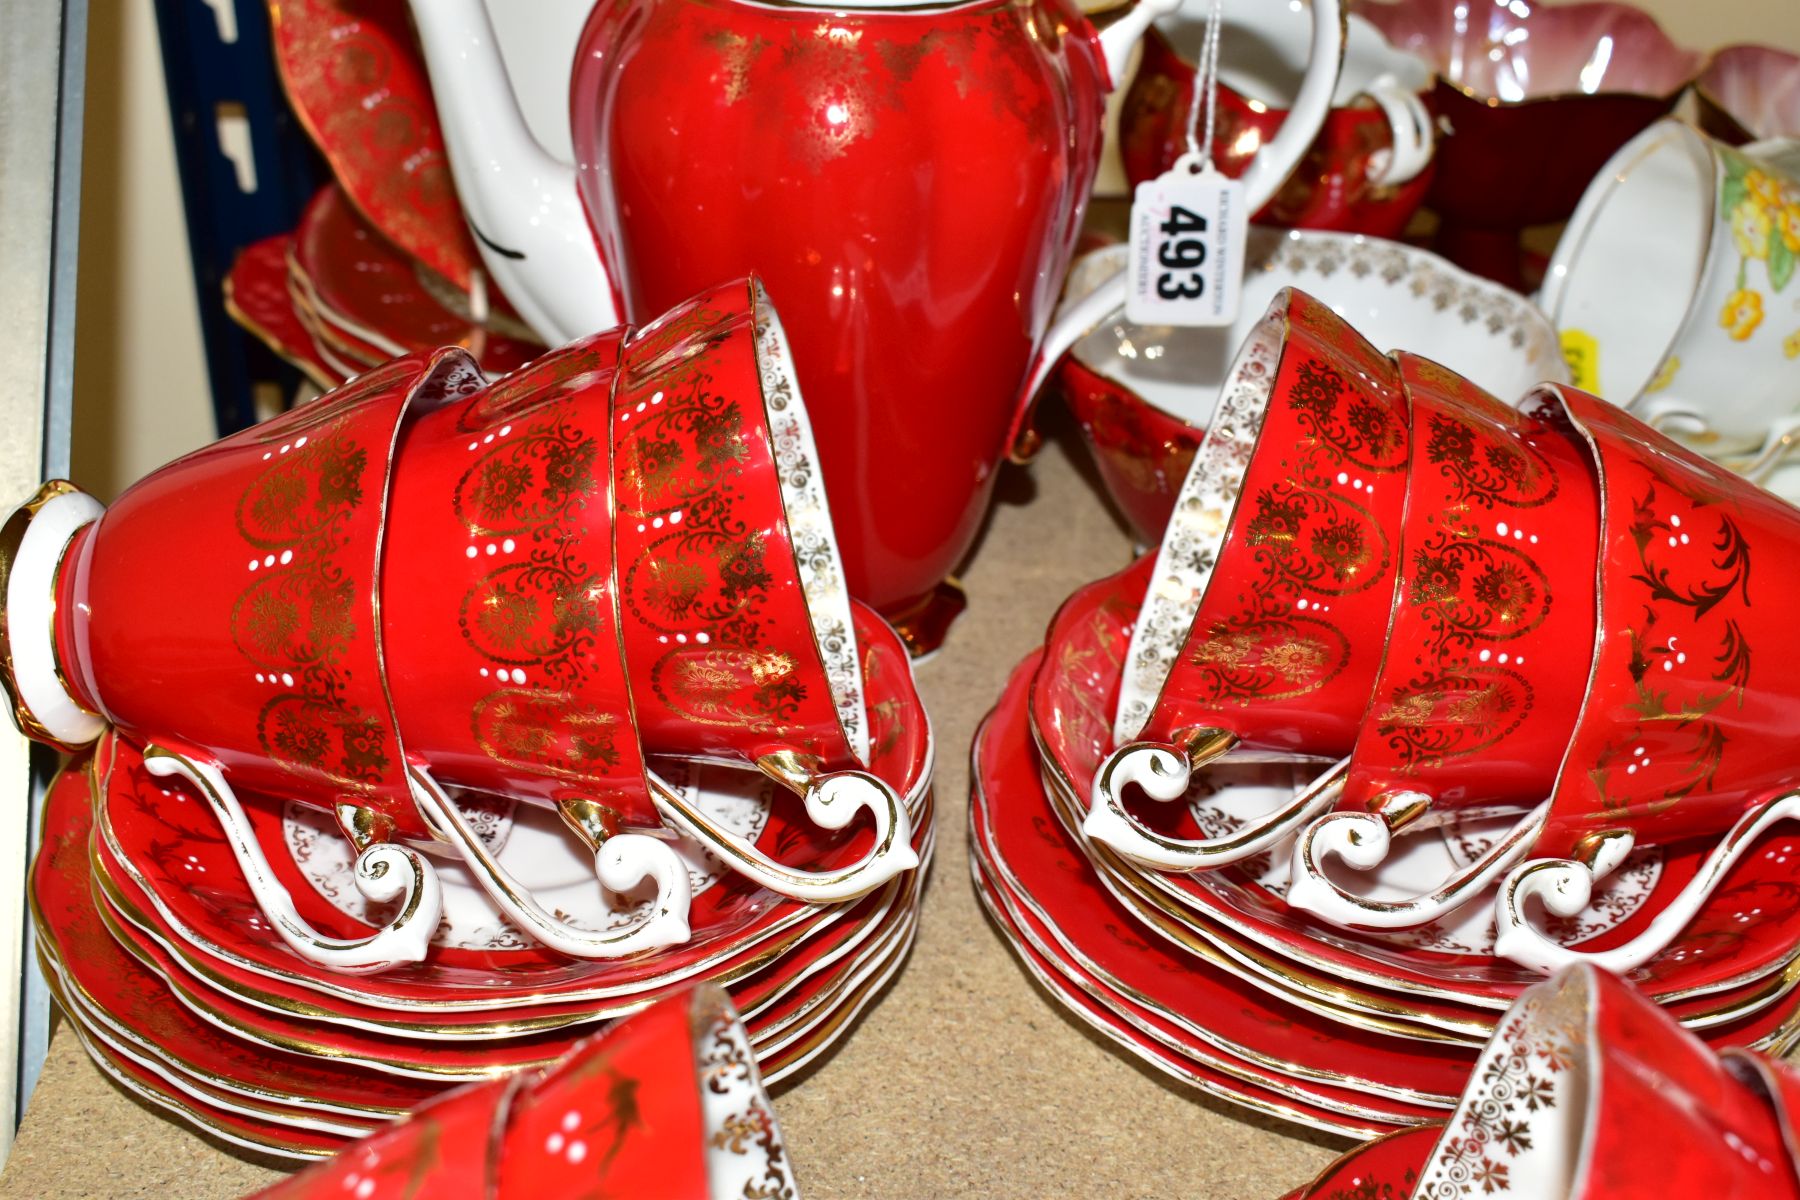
[1628,391,1800,474]
[1494,795,1800,975]
[1083,741,1349,870]
[649,756,918,904]
[1631,391,1712,437]
[142,745,444,974]
[1283,800,1550,929]
[1361,74,1434,187]
[408,767,693,960]
[1004,0,1347,461]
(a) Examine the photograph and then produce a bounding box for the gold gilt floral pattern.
[1530,390,1761,853]
[613,289,865,765]
[1170,354,1399,710]
[751,284,866,761]
[228,361,422,800]
[695,989,800,1200]
[1363,370,1574,779]
[1122,293,1409,747]
[442,338,646,800]
[1115,316,1283,740]
[1262,233,1559,363]
[267,0,480,290]
[1413,974,1587,1199]
[690,2,1055,170]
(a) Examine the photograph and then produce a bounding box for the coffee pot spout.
[407,0,617,345]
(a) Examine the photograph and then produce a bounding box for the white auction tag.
[1125,162,1247,328]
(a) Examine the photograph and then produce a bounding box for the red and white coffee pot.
[407,0,1345,651]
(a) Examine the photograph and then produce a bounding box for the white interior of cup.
[1541,125,1712,405]
[1166,5,1431,106]
[748,280,869,763]
[1414,968,1594,1197]
[1070,230,1567,432]
[1113,296,1288,742]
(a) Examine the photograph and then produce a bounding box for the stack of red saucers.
[226,0,544,388]
[11,278,932,1159]
[975,287,1800,1136]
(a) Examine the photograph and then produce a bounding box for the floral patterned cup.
[383,328,696,960]
[1082,289,1412,871]
[1291,381,1800,975]
[0,352,486,973]
[249,985,799,1199]
[1049,233,1567,546]
[611,277,917,904]
[1284,356,1600,931]
[1411,965,1796,1200]
[1543,119,1800,473]
[1121,9,1437,237]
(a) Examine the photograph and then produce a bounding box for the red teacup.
[382,328,695,960]
[1489,383,1800,973]
[1286,379,1800,973]
[610,277,917,902]
[1083,289,1411,870]
[1057,353,1201,546]
[1411,965,1796,1200]
[7,352,483,972]
[1284,354,1600,928]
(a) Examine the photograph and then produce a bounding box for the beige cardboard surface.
[0,427,1353,1199]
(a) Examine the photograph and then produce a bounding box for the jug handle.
[1362,74,1434,187]
[1007,0,1347,461]
[141,745,444,974]
[1007,265,1130,463]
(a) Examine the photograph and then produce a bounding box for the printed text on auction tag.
[1125,168,1247,328]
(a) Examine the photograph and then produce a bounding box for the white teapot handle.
[1097,0,1185,88]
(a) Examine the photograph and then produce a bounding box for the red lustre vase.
[567,0,1165,652]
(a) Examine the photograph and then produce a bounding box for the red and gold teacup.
[1284,355,1600,927]
[382,329,694,960]
[1412,965,1796,1200]
[1491,382,1800,973]
[1083,289,1411,870]
[610,278,917,902]
[1286,379,1800,973]
[5,352,481,972]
